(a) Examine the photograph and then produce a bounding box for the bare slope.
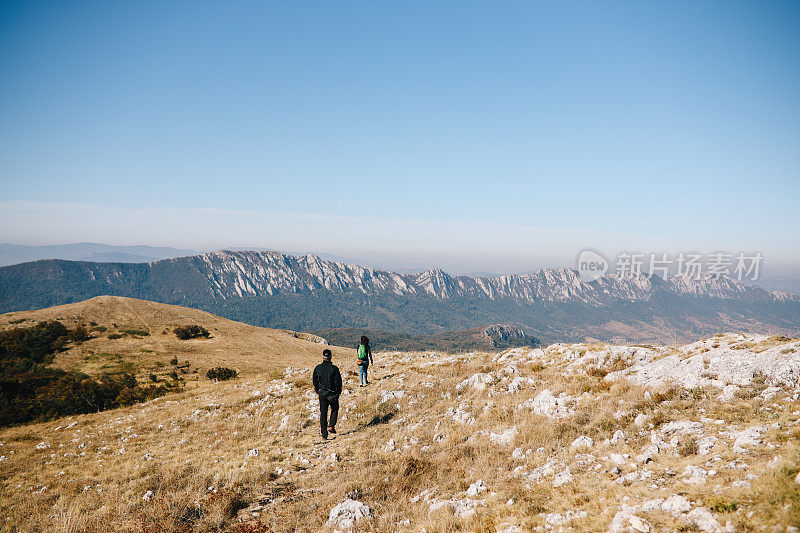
[0,296,346,378]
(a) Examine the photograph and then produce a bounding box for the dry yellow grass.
[0,296,350,379]
[1,304,799,532]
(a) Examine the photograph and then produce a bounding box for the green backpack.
[357,344,367,360]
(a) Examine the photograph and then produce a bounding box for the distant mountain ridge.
[0,250,798,343]
[192,250,793,304]
[0,243,197,266]
[311,324,540,352]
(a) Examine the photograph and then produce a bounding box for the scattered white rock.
[718,385,739,402]
[608,510,650,533]
[540,510,588,527]
[615,471,642,485]
[142,490,154,501]
[523,460,563,484]
[609,453,627,466]
[465,479,486,497]
[610,430,627,445]
[635,443,659,464]
[447,404,475,425]
[507,376,535,394]
[761,386,781,401]
[733,426,767,453]
[553,469,573,487]
[519,389,575,419]
[660,420,704,436]
[380,390,405,402]
[605,338,800,390]
[571,435,593,449]
[409,488,434,504]
[660,495,691,517]
[489,427,518,446]
[685,508,722,533]
[429,498,484,518]
[682,465,708,485]
[328,499,371,530]
[457,373,495,392]
[697,436,718,455]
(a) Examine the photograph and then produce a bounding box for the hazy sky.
[1,1,799,273]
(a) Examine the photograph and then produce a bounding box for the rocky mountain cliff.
[1,250,798,343]
[150,250,791,304]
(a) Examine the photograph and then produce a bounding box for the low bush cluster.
[70,325,92,342]
[174,325,211,340]
[207,367,237,381]
[0,321,168,427]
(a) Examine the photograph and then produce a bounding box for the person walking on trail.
[357,335,374,387]
[313,349,342,440]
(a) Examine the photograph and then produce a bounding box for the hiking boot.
[328,427,337,434]
[320,433,328,440]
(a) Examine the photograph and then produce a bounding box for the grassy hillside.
[1,332,799,531]
[0,296,347,380]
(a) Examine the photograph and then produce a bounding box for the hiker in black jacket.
[312,349,342,440]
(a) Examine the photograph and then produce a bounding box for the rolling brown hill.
[0,295,350,379]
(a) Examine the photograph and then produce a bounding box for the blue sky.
[1,1,798,274]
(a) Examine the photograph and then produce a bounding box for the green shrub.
[207,367,237,381]
[0,321,168,427]
[120,328,149,337]
[174,325,211,340]
[709,498,738,512]
[170,357,179,365]
[70,325,92,343]
[108,333,123,339]
[0,320,69,363]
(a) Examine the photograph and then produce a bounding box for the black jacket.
[313,360,342,399]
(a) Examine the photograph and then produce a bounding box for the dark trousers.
[319,395,339,437]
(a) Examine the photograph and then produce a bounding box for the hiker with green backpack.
[357,335,374,386]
